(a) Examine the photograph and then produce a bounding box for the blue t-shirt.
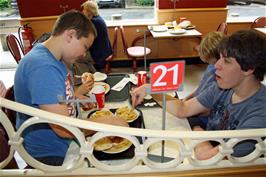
[195,64,216,96]
[190,64,216,126]
[14,44,72,158]
[90,15,112,68]
[197,83,266,157]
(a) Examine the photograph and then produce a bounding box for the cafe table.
[63,74,191,166]
[148,26,202,39]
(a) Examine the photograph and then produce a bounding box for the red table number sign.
[150,61,185,93]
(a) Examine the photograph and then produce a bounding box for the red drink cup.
[137,71,147,87]
[91,85,105,109]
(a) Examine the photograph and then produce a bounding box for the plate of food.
[184,25,196,30]
[115,106,140,123]
[152,25,168,32]
[91,82,110,94]
[93,72,107,82]
[94,136,132,154]
[164,22,174,29]
[89,109,113,119]
[169,29,186,35]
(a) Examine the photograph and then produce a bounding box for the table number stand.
[149,61,185,163]
[161,93,166,162]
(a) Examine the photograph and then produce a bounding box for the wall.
[19,13,253,62]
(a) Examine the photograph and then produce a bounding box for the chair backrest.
[216,22,228,35]
[6,34,24,64]
[131,31,152,47]
[0,85,18,169]
[0,127,19,169]
[2,86,16,129]
[119,26,129,55]
[251,16,266,28]
[104,27,119,73]
[112,26,119,58]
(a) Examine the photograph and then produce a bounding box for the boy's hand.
[130,84,150,107]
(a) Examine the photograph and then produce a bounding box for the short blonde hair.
[199,32,225,63]
[81,0,99,17]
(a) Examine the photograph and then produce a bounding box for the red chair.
[0,86,18,169]
[6,34,24,64]
[120,26,151,72]
[251,16,266,28]
[194,22,228,52]
[104,26,119,74]
[216,22,228,35]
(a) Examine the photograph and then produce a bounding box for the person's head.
[51,10,97,63]
[81,0,99,19]
[199,31,225,65]
[215,30,266,89]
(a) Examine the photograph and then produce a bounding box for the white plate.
[167,92,176,97]
[89,82,110,94]
[115,107,140,123]
[184,25,196,30]
[169,29,186,35]
[144,94,152,100]
[152,25,168,32]
[103,139,132,154]
[93,72,107,82]
[89,109,113,119]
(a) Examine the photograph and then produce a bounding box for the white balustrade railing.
[0,97,265,176]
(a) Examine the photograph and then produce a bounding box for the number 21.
[153,64,178,87]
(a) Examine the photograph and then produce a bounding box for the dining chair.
[104,26,119,74]
[6,33,24,64]
[0,86,18,169]
[194,22,228,52]
[119,26,151,72]
[0,128,19,169]
[2,86,16,128]
[251,16,266,28]
[216,22,228,35]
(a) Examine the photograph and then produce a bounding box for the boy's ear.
[65,29,76,43]
[243,68,255,76]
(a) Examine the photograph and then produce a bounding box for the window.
[97,0,155,21]
[227,1,266,18]
[96,0,265,22]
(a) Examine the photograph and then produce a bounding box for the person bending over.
[14,10,127,166]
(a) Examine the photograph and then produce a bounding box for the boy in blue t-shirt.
[14,10,128,166]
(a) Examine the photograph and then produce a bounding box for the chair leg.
[105,61,110,74]
[133,58,137,73]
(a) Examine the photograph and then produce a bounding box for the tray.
[88,108,145,160]
[131,92,179,108]
[105,74,131,102]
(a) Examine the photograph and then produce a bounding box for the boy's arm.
[193,126,219,160]
[182,87,198,101]
[152,94,209,118]
[39,104,75,138]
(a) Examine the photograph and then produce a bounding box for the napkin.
[128,74,138,85]
[111,75,138,91]
[111,78,130,91]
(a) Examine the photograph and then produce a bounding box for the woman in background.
[75,0,112,72]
